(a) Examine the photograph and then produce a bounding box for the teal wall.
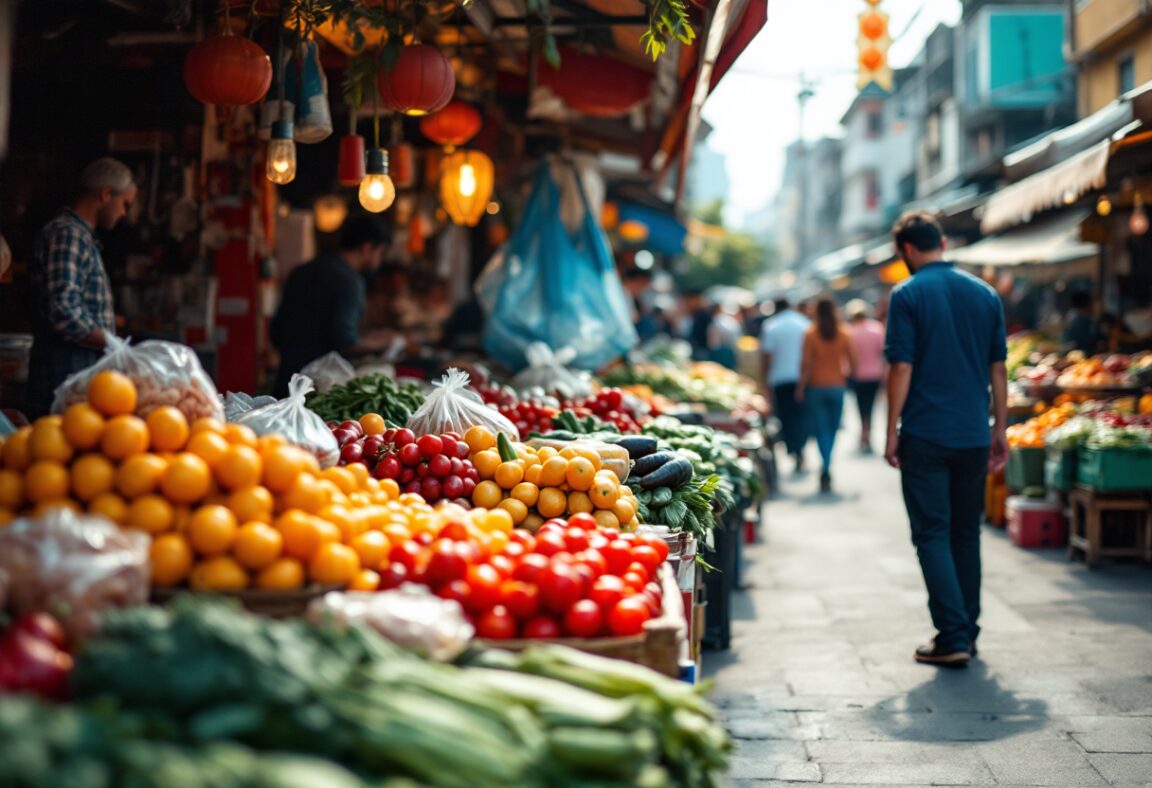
[986,11,1067,106]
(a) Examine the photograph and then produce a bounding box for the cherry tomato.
[390,540,425,571]
[563,527,591,553]
[488,554,515,579]
[571,563,597,596]
[564,600,604,638]
[522,615,562,639]
[438,521,471,542]
[439,435,458,458]
[441,475,465,498]
[399,443,423,466]
[566,512,597,532]
[512,553,550,584]
[417,434,443,458]
[374,456,401,479]
[622,571,648,592]
[590,575,627,612]
[393,428,416,447]
[603,540,634,575]
[428,454,452,478]
[437,579,472,607]
[476,606,518,640]
[625,562,650,584]
[502,541,527,559]
[574,548,607,577]
[501,580,541,620]
[464,564,503,612]
[377,563,409,590]
[533,532,567,557]
[608,597,652,636]
[420,477,442,501]
[589,534,610,551]
[510,530,537,550]
[630,545,662,575]
[539,564,583,614]
[426,539,469,586]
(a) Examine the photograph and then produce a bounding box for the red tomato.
[616,533,638,545]
[641,535,670,563]
[413,531,434,546]
[600,528,620,540]
[589,534,610,551]
[476,606,518,640]
[502,542,527,559]
[539,564,583,614]
[574,549,607,577]
[426,540,469,586]
[439,435,459,458]
[393,428,416,446]
[438,521,471,542]
[625,562,650,584]
[522,616,562,639]
[590,575,627,612]
[603,540,634,575]
[533,532,567,557]
[501,580,541,620]
[11,613,67,649]
[536,521,566,537]
[621,571,648,592]
[399,443,423,466]
[416,434,444,458]
[571,563,597,596]
[488,554,515,579]
[377,563,409,590]
[510,530,536,550]
[464,564,503,613]
[566,512,597,531]
[563,527,590,553]
[390,540,425,571]
[564,600,604,638]
[437,579,472,607]
[608,597,652,636]
[630,545,662,575]
[512,553,550,585]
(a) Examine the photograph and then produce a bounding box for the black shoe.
[819,472,831,493]
[914,639,971,668]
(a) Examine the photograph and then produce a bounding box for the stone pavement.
[704,426,1152,787]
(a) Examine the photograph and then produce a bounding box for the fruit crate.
[1077,447,1152,492]
[1044,447,1078,492]
[477,566,685,679]
[1005,447,1046,491]
[151,585,340,618]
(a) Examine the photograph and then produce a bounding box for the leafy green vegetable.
[306,374,424,425]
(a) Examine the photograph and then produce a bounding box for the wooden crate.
[1067,486,1152,568]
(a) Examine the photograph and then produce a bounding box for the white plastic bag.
[236,374,340,467]
[52,336,223,422]
[406,368,519,439]
[511,342,594,400]
[222,391,278,422]
[300,351,356,394]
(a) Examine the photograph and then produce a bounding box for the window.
[1118,53,1136,95]
[864,171,880,210]
[865,110,884,138]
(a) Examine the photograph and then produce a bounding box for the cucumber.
[497,432,519,463]
[638,456,694,490]
[630,451,676,478]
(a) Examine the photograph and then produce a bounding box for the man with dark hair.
[27,157,137,416]
[1061,290,1099,354]
[270,213,391,396]
[761,297,811,473]
[885,211,1008,668]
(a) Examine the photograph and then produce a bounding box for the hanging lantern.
[859,10,888,41]
[407,213,426,257]
[337,134,366,186]
[601,201,620,231]
[420,101,483,148]
[440,150,494,227]
[537,50,651,118]
[390,143,416,188]
[184,33,272,106]
[313,195,348,233]
[377,44,455,116]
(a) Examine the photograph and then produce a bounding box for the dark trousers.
[899,434,988,652]
[850,379,881,427]
[773,383,808,457]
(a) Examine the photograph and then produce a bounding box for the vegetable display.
[306,374,425,425]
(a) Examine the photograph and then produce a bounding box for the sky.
[701,0,962,228]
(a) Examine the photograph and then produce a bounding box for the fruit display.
[1056,354,1143,389]
[0,611,73,702]
[477,384,648,435]
[305,373,425,424]
[1007,403,1076,448]
[476,382,560,436]
[602,362,767,416]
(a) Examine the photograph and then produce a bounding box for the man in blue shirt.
[884,212,1008,668]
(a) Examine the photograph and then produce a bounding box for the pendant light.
[266,20,295,184]
[359,91,394,213]
[338,107,366,186]
[1130,193,1149,236]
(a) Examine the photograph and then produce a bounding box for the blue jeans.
[806,386,845,471]
[899,434,988,652]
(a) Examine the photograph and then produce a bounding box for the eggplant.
[638,456,695,490]
[629,451,677,479]
[614,436,659,460]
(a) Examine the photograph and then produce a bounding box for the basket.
[476,566,686,678]
[1005,447,1046,490]
[150,585,340,618]
[1077,447,1152,492]
[1044,447,1078,492]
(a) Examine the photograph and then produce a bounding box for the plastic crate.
[1044,447,1078,492]
[1006,496,1066,547]
[1005,447,1046,490]
[1077,447,1152,492]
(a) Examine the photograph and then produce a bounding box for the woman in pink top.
[846,299,886,454]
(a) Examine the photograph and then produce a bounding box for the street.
[705,419,1152,787]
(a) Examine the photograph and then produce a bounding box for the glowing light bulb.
[359,149,396,213]
[1096,195,1112,217]
[459,163,477,197]
[266,120,296,185]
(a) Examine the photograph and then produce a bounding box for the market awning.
[810,237,893,279]
[951,210,1099,267]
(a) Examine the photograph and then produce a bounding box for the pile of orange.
[0,371,501,593]
[1006,403,1077,448]
[462,426,639,532]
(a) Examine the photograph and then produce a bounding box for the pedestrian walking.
[707,301,743,370]
[760,298,811,474]
[845,299,886,454]
[884,211,1008,668]
[797,297,856,493]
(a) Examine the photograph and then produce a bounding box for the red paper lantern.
[389,143,416,189]
[183,34,272,106]
[419,101,483,148]
[859,11,888,41]
[538,50,651,118]
[337,135,366,186]
[377,44,455,116]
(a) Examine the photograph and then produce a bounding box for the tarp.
[950,210,1099,267]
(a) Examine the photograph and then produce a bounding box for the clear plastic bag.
[236,374,340,467]
[306,584,474,662]
[221,391,278,422]
[511,342,594,400]
[300,351,356,394]
[406,368,519,439]
[0,509,150,641]
[52,336,223,422]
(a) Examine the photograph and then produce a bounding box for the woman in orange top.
[797,297,857,493]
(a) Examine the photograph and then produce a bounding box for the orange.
[189,417,225,435]
[0,469,24,510]
[464,426,496,453]
[565,457,595,491]
[28,420,73,464]
[280,473,329,514]
[471,450,501,480]
[510,482,540,508]
[535,446,558,461]
[160,453,212,504]
[62,404,106,451]
[146,406,190,452]
[498,498,528,526]
[359,413,386,436]
[383,522,413,545]
[472,480,503,509]
[320,466,358,496]
[232,521,283,570]
[538,457,569,487]
[566,490,594,515]
[116,453,167,499]
[350,530,392,570]
[256,434,287,453]
[171,505,194,533]
[277,510,326,561]
[611,497,636,524]
[378,478,400,501]
[189,556,249,591]
[593,510,621,530]
[523,464,542,486]
[127,494,175,535]
[71,453,116,502]
[318,503,357,540]
[24,461,69,503]
[100,415,150,461]
[262,445,310,494]
[214,445,263,491]
[349,569,381,591]
[494,461,524,490]
[475,508,514,534]
[88,492,129,525]
[572,448,602,471]
[88,370,137,417]
[1,427,32,471]
[536,487,567,518]
[150,533,194,587]
[223,424,258,448]
[34,500,80,517]
[228,485,275,523]
[522,513,545,533]
[308,542,360,586]
[255,557,305,590]
[346,463,370,487]
[187,504,239,556]
[186,430,230,469]
[589,475,620,509]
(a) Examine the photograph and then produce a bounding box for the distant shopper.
[707,302,743,370]
[760,298,811,473]
[845,299,886,453]
[27,158,137,417]
[270,214,391,397]
[885,211,1008,668]
[1062,291,1100,355]
[622,267,662,342]
[797,297,856,493]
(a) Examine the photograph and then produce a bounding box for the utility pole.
[796,76,816,269]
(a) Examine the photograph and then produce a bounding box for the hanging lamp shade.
[537,49,651,118]
[390,143,416,189]
[377,44,455,116]
[440,150,494,227]
[419,101,482,148]
[337,134,367,186]
[183,33,272,106]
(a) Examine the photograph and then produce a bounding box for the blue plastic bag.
[479,163,637,371]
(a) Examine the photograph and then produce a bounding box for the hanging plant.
[641,0,697,62]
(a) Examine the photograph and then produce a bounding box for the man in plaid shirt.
[26,158,136,416]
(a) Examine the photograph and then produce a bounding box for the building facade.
[1071,0,1152,115]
